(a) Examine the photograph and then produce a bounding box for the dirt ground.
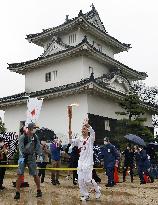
[0,170,158,205]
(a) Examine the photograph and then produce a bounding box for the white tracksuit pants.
[78,168,100,197]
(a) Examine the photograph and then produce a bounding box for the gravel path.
[0,170,158,205]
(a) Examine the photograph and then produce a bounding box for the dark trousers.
[92,169,101,183]
[123,163,134,182]
[0,167,6,186]
[37,162,47,180]
[106,167,114,185]
[73,170,78,183]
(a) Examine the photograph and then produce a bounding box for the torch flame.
[69,103,79,107]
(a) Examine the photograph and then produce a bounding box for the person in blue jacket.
[101,137,120,187]
[50,137,63,185]
[135,145,154,184]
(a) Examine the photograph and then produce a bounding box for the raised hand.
[83,118,90,128]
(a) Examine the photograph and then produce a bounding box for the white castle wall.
[4,94,88,142]
[87,94,153,127]
[25,56,83,92]
[61,28,115,58]
[4,104,26,134]
[25,56,111,93]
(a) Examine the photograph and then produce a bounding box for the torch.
[67,103,79,139]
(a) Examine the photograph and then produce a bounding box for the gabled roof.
[42,36,71,57]
[26,6,130,52]
[8,37,147,80]
[0,73,157,114]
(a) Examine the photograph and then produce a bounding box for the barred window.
[98,44,102,52]
[105,120,110,131]
[52,70,58,80]
[69,33,76,44]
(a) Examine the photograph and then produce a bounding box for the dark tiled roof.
[8,37,147,79]
[26,7,130,49]
[0,74,157,113]
[0,77,91,104]
[0,72,128,105]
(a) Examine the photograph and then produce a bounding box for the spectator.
[93,142,101,183]
[50,137,63,185]
[0,138,8,190]
[122,145,134,183]
[37,140,50,183]
[135,145,154,184]
[101,137,120,187]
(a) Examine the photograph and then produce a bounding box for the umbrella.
[35,127,55,142]
[124,134,146,146]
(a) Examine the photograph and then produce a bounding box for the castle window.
[89,66,93,74]
[105,119,110,131]
[98,44,102,52]
[69,33,76,44]
[52,70,58,80]
[45,72,51,82]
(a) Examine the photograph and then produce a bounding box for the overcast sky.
[0,0,158,119]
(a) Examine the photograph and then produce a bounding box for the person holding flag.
[14,123,43,199]
[69,118,101,201]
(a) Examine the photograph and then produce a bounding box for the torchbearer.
[69,118,101,201]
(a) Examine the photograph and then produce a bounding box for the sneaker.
[0,186,5,190]
[36,190,42,197]
[105,183,114,187]
[14,192,20,199]
[80,195,90,201]
[41,178,44,183]
[51,180,56,185]
[73,181,77,185]
[56,180,60,185]
[96,191,101,199]
[140,181,146,185]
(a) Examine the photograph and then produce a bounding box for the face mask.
[41,141,46,145]
[0,142,4,146]
[32,129,36,134]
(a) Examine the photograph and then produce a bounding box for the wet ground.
[0,170,158,205]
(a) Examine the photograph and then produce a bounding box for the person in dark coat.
[122,145,134,182]
[69,145,79,185]
[135,145,154,184]
[101,137,120,187]
[0,138,8,190]
[92,143,101,183]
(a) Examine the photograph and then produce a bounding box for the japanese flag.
[26,97,43,125]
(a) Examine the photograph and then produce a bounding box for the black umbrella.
[35,127,55,142]
[124,134,146,147]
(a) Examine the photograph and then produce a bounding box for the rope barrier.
[0,164,104,170]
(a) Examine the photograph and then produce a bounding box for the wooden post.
[68,105,72,138]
